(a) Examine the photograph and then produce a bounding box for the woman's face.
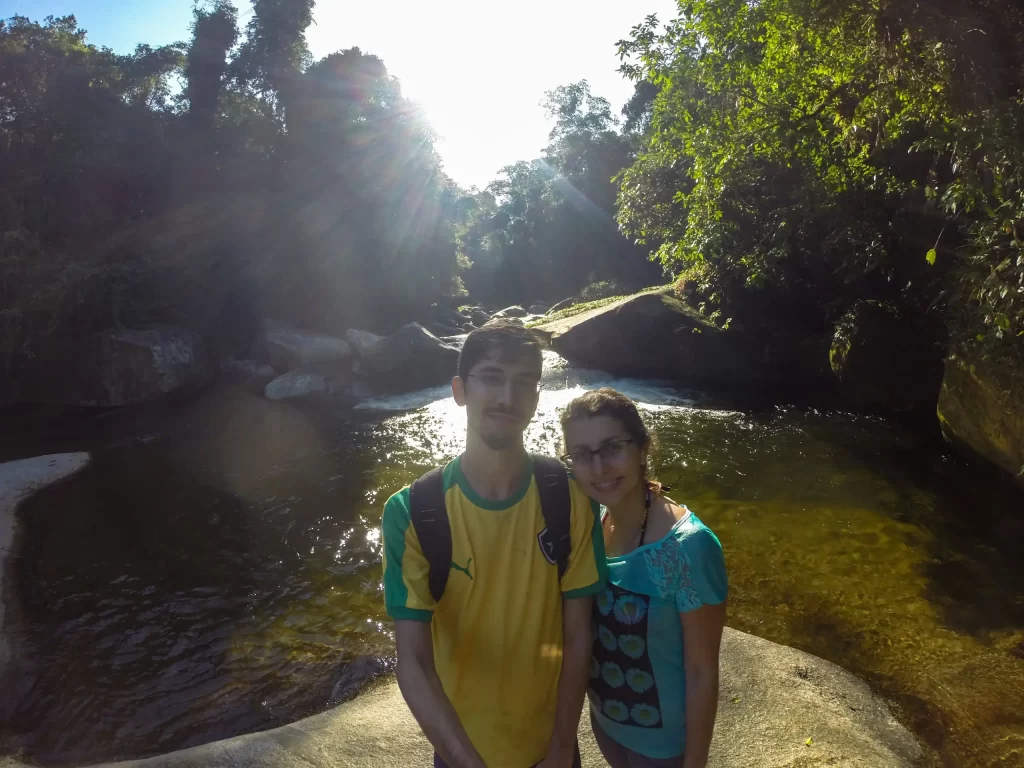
[562,414,647,508]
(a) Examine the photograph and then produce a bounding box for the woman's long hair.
[559,387,665,494]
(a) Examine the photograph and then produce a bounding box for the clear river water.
[2,351,1023,767]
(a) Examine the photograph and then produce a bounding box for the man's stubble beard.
[479,427,525,451]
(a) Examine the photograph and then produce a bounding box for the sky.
[4,0,677,188]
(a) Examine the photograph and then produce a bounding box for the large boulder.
[470,309,491,327]
[354,322,459,393]
[344,329,384,360]
[937,347,1024,488]
[830,301,944,411]
[263,327,351,371]
[85,326,213,407]
[536,289,824,390]
[21,628,928,768]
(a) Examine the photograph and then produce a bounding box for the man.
[381,320,607,768]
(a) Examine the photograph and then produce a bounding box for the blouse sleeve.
[675,525,728,613]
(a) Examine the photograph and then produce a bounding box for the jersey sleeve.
[560,479,608,598]
[381,487,436,621]
[675,523,728,613]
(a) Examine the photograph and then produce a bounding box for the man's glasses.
[466,372,542,395]
[560,438,635,468]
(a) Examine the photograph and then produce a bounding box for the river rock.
[937,347,1024,488]
[423,322,464,339]
[30,628,927,768]
[263,327,351,371]
[264,363,358,401]
[431,306,470,329]
[85,326,213,407]
[219,358,276,379]
[547,297,576,314]
[470,310,491,327]
[536,290,779,388]
[491,305,528,319]
[528,303,549,314]
[830,301,944,411]
[344,329,383,359]
[219,358,277,394]
[354,323,459,393]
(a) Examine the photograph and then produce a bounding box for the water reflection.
[4,356,1023,767]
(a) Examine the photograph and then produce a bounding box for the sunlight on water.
[5,355,1024,767]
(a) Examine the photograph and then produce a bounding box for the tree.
[185,1,239,134]
[617,1,1024,341]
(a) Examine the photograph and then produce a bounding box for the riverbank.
[0,453,91,673]
[0,626,929,768]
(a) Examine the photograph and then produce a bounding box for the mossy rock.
[937,347,1024,488]
[535,289,829,391]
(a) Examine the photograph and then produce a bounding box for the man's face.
[453,350,543,450]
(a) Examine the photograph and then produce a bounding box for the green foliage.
[0,8,464,383]
[617,0,1024,343]
[579,279,629,302]
[185,1,238,132]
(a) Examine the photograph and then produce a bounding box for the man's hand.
[534,750,576,768]
[395,620,486,768]
[541,595,592,767]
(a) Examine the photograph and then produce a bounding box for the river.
[2,351,1022,767]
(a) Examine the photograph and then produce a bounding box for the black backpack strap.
[408,467,451,604]
[532,455,572,581]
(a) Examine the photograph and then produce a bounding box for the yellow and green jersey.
[381,455,607,767]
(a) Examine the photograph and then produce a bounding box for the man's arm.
[395,620,485,768]
[680,601,727,768]
[538,595,593,768]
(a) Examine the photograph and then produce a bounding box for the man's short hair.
[458,320,544,380]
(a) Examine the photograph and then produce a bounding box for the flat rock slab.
[0,453,91,670]
[0,628,928,768]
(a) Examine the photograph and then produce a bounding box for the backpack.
[408,455,571,603]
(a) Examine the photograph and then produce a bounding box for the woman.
[560,388,727,768]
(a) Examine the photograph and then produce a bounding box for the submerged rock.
[263,327,351,371]
[354,322,459,394]
[938,347,1024,488]
[830,301,944,411]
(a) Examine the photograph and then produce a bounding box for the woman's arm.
[680,601,727,768]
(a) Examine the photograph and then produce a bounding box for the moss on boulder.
[937,347,1024,488]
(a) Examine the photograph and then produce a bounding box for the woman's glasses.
[560,438,635,468]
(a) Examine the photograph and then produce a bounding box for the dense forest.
[1,0,1022,397]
